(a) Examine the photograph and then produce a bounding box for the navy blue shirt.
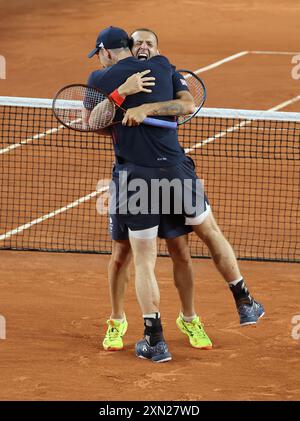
[87,56,188,167]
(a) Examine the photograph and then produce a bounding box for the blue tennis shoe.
[238,300,265,326]
[135,339,172,363]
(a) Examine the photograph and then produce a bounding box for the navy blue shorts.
[109,213,193,240]
[109,156,209,237]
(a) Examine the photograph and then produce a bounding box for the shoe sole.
[103,346,124,351]
[176,320,213,349]
[240,311,265,326]
[191,345,212,350]
[137,354,172,363]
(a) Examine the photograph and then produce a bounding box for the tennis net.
[0,96,299,262]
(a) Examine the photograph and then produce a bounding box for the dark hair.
[130,28,159,46]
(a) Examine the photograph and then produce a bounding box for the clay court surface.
[0,0,300,401]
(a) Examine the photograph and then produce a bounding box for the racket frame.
[176,69,206,125]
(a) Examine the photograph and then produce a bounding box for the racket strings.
[53,85,115,131]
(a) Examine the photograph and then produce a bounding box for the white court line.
[185,95,300,154]
[184,119,248,153]
[0,187,109,241]
[0,118,82,155]
[250,50,300,55]
[0,124,65,155]
[268,95,300,111]
[193,51,249,74]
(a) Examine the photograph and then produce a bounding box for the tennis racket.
[52,84,177,132]
[176,69,206,125]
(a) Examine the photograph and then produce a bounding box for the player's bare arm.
[122,90,195,126]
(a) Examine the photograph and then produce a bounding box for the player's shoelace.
[184,318,207,338]
[106,321,122,340]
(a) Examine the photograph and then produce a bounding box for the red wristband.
[109,89,125,106]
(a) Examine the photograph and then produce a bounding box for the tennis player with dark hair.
[123,28,264,328]
[87,27,264,362]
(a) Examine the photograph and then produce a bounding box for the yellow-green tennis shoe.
[176,314,212,349]
[103,318,128,351]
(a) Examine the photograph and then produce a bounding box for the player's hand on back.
[118,70,155,96]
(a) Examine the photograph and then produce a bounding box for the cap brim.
[87,48,99,58]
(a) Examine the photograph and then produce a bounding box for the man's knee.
[131,239,157,268]
[166,236,191,265]
[129,231,158,261]
[194,212,221,242]
[110,241,132,271]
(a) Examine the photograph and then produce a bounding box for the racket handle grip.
[143,117,177,129]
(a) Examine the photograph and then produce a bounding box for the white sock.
[110,316,125,323]
[181,312,197,322]
[143,312,160,319]
[228,277,243,287]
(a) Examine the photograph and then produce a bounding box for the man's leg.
[129,234,159,315]
[165,235,195,317]
[103,240,131,351]
[166,235,212,349]
[129,227,172,362]
[108,240,132,319]
[192,212,241,282]
[191,211,265,325]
